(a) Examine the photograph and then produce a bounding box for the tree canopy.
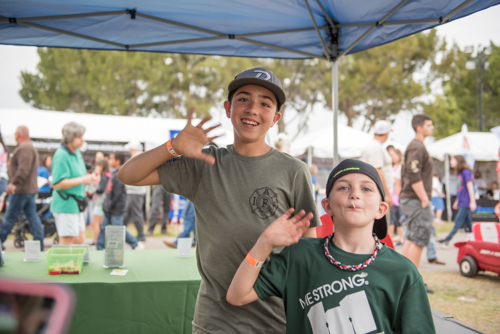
[20,29,493,139]
[423,42,500,139]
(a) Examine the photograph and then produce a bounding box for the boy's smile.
[224,84,281,148]
[322,173,387,233]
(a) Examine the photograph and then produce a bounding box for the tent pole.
[332,61,339,167]
[445,154,452,222]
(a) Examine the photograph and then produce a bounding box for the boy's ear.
[375,201,389,220]
[224,100,231,118]
[321,197,334,218]
[271,112,282,127]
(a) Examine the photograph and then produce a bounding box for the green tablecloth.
[0,249,201,334]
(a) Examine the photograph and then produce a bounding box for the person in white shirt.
[361,120,394,224]
[431,172,445,223]
[474,171,487,199]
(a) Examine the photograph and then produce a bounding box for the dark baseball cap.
[325,159,387,239]
[228,67,286,109]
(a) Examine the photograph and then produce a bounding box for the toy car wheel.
[460,256,478,277]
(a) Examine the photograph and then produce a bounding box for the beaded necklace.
[323,233,382,272]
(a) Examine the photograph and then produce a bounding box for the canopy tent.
[1,0,499,165]
[427,131,500,221]
[291,124,372,159]
[0,108,191,151]
[427,132,500,162]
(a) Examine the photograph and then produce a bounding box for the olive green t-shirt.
[254,238,435,334]
[158,145,320,333]
[50,145,87,214]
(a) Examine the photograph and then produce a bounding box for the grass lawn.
[422,272,500,334]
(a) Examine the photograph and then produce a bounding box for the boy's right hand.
[171,107,221,165]
[259,209,313,251]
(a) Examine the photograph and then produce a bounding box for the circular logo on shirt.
[249,187,278,219]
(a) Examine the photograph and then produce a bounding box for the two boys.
[227,159,435,333]
[119,67,433,333]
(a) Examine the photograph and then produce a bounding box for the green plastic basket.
[46,247,87,275]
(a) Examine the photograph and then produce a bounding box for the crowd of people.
[1,66,500,333]
[0,124,194,252]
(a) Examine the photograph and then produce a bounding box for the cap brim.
[373,216,388,239]
[228,78,286,106]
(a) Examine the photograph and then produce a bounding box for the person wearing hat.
[361,120,394,210]
[117,68,320,332]
[227,159,435,334]
[123,141,147,241]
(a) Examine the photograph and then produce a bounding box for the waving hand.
[172,107,221,165]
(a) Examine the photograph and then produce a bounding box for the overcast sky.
[1,5,499,146]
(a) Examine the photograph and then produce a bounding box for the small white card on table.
[24,240,41,262]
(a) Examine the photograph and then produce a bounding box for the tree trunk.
[128,81,139,116]
[278,105,286,133]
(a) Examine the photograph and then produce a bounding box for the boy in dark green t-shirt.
[227,159,435,334]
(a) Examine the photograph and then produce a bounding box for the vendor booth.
[427,131,500,222]
[0,108,190,162]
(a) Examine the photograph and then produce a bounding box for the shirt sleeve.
[10,147,36,187]
[403,146,423,185]
[294,163,321,228]
[463,169,473,184]
[51,150,70,185]
[394,276,436,334]
[254,247,291,300]
[157,148,213,200]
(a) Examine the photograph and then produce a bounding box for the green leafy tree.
[20,31,444,138]
[19,48,246,118]
[326,29,444,131]
[423,42,500,138]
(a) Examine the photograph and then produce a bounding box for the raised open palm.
[261,209,313,248]
[172,107,221,165]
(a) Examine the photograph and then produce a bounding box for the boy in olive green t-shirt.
[117,68,320,333]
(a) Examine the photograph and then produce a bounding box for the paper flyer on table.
[24,240,41,262]
[104,226,125,268]
[110,269,128,276]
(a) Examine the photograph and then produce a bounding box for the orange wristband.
[246,252,264,268]
[166,139,179,157]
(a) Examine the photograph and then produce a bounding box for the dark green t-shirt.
[254,237,435,334]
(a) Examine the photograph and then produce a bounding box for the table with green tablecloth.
[0,249,201,334]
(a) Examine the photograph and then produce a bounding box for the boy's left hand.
[260,209,313,249]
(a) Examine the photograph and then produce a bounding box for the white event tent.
[427,132,500,162]
[426,131,500,220]
[291,124,373,160]
[0,108,195,151]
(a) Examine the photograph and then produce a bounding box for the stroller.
[0,192,58,248]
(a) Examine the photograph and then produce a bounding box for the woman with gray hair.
[50,122,97,245]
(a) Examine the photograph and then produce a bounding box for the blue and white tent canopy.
[1,0,499,60]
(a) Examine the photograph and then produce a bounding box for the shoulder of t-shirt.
[286,237,324,259]
[380,246,419,274]
[463,169,473,178]
[278,150,308,167]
